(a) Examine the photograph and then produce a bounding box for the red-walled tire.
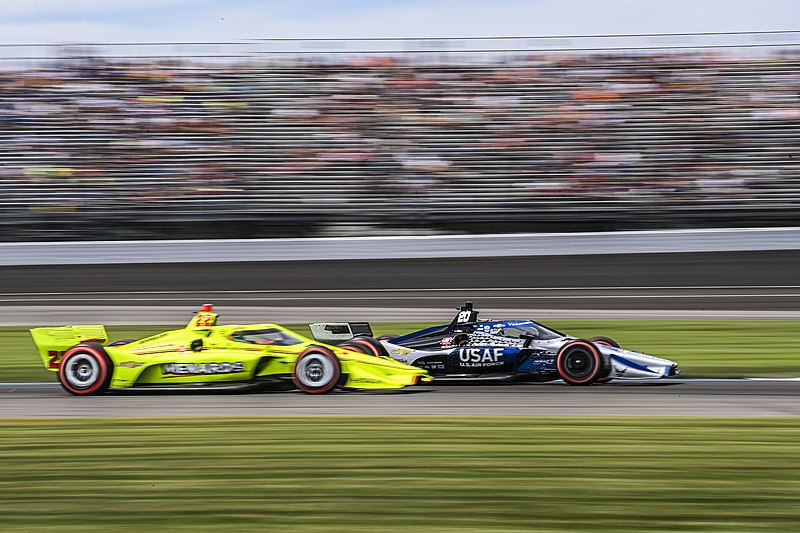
[292,348,341,394]
[340,337,389,358]
[590,337,618,383]
[590,336,620,349]
[556,340,603,386]
[58,344,113,396]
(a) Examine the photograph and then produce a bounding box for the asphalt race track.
[2,380,800,417]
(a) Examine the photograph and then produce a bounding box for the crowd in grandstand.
[0,46,799,238]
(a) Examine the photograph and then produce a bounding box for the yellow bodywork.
[30,314,429,390]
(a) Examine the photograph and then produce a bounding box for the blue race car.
[311,302,680,385]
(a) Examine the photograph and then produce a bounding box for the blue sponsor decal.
[448,346,521,369]
[477,320,536,330]
[517,356,556,372]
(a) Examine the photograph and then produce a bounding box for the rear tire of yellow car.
[58,344,113,395]
[292,348,341,394]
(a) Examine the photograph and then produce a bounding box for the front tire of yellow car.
[292,348,341,394]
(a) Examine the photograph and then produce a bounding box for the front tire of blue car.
[590,336,618,384]
[556,340,603,386]
[292,348,341,394]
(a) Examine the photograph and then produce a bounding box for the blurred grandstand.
[0,32,799,241]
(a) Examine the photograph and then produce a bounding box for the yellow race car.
[30,304,430,395]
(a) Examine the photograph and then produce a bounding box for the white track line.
[2,226,799,247]
[0,294,798,303]
[0,285,798,297]
[4,377,800,387]
[3,305,799,324]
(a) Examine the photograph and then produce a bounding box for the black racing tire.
[556,340,603,386]
[58,343,113,396]
[452,333,470,346]
[589,336,620,349]
[589,336,618,383]
[292,348,342,394]
[377,333,399,342]
[340,336,389,358]
[108,339,136,347]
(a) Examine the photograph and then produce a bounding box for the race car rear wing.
[310,302,479,342]
[309,322,373,343]
[449,301,479,330]
[29,325,108,372]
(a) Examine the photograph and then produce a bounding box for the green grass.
[2,321,799,382]
[1,417,799,532]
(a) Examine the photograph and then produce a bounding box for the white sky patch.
[0,0,795,45]
[0,0,199,17]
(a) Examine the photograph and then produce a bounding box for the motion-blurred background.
[1,30,799,241]
[2,4,800,532]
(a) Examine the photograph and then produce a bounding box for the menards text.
[162,362,245,375]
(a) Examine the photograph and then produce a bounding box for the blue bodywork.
[375,302,680,382]
[393,320,560,375]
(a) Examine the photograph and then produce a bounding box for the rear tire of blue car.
[340,337,389,358]
[556,340,603,386]
[292,348,341,394]
[58,343,113,396]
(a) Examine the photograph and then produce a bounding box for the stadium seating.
[1,47,798,240]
